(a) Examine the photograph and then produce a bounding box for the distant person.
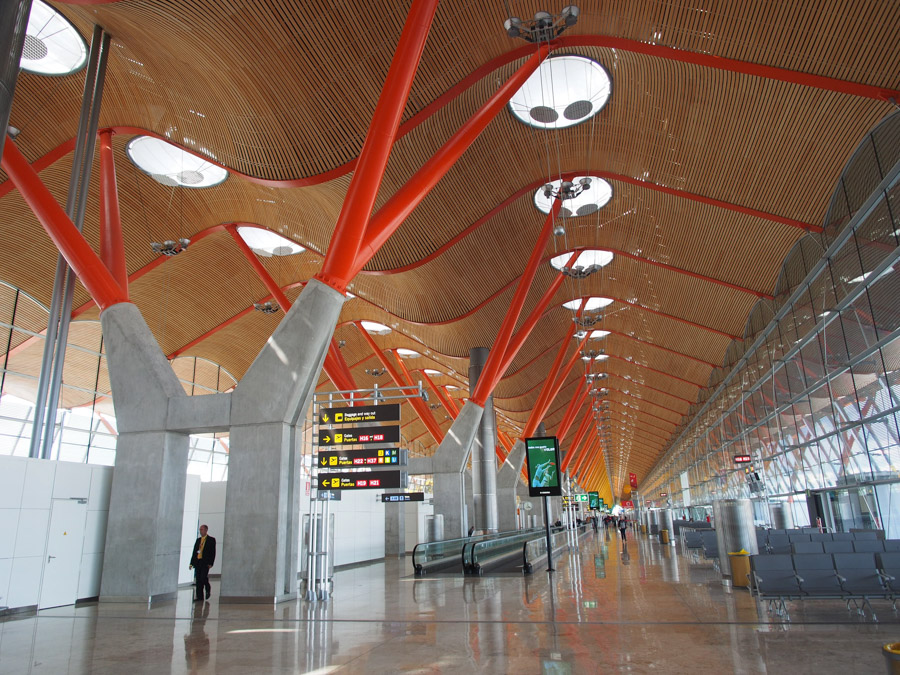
[468,525,476,537]
[618,516,627,541]
[189,524,216,602]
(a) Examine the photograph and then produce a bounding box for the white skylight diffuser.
[424,369,442,375]
[587,330,610,339]
[126,136,228,188]
[360,321,391,335]
[509,55,611,129]
[534,177,613,217]
[563,297,614,311]
[236,226,303,257]
[20,1,87,76]
[550,249,614,270]
[396,348,421,358]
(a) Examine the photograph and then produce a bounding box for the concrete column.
[223,280,344,601]
[497,439,525,532]
[220,421,300,601]
[384,492,405,557]
[431,400,483,539]
[468,347,498,533]
[99,303,191,601]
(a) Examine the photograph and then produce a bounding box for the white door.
[39,499,87,609]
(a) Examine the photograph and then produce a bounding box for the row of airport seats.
[759,530,891,554]
[749,551,900,620]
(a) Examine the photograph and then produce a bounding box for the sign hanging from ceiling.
[589,491,600,509]
[629,472,638,488]
[734,454,752,464]
[318,403,400,425]
[318,471,405,490]
[317,448,403,468]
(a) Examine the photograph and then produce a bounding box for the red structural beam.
[1,139,127,311]
[98,130,128,294]
[493,252,577,380]
[556,380,588,442]
[521,319,579,440]
[571,427,600,477]
[316,0,439,292]
[523,329,590,440]
[471,199,561,406]
[226,224,291,312]
[349,44,552,279]
[562,412,594,473]
[355,323,443,445]
[419,370,458,420]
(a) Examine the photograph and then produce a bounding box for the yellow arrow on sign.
[322,413,330,423]
[320,457,327,465]
[321,479,330,487]
[323,435,331,443]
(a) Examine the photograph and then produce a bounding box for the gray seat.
[834,553,885,596]
[832,532,854,541]
[684,531,703,549]
[854,531,879,540]
[810,533,833,542]
[768,534,790,553]
[823,541,854,554]
[876,552,900,595]
[853,540,885,553]
[793,541,824,554]
[750,554,801,618]
[884,540,900,552]
[792,554,845,597]
[788,534,811,543]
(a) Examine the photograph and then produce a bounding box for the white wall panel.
[180,475,201,585]
[52,462,92,500]
[0,509,20,559]
[78,552,103,599]
[0,558,11,607]
[0,458,26,509]
[88,467,112,511]
[13,509,49,558]
[21,461,55,509]
[82,510,108,556]
[7,556,42,608]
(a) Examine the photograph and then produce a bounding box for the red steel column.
[316,0,439,292]
[557,381,588,442]
[1,139,127,310]
[226,224,292,312]
[471,199,562,406]
[98,129,128,294]
[350,44,552,279]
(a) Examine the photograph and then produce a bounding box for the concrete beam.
[167,393,232,434]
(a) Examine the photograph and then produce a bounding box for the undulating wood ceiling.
[2,0,899,500]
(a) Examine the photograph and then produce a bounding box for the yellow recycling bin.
[728,550,751,587]
[640,524,647,535]
[660,529,669,544]
[883,642,900,674]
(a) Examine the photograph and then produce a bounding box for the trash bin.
[640,524,647,535]
[884,643,900,674]
[660,529,669,545]
[728,550,751,587]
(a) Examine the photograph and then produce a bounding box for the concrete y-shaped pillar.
[99,304,191,601]
[222,279,344,602]
[496,439,525,531]
[431,400,483,539]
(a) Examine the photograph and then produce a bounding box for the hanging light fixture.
[253,301,279,314]
[150,238,191,256]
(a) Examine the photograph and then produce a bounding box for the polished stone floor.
[1,528,898,674]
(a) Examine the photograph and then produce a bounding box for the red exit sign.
[733,454,752,464]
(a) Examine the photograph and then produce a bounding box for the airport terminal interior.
[1,0,900,672]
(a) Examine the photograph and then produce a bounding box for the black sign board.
[318,425,400,447]
[318,447,402,468]
[317,490,342,501]
[733,454,752,464]
[525,436,562,497]
[318,471,405,490]
[381,492,425,503]
[319,403,400,425]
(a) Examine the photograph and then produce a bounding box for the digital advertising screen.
[525,436,562,497]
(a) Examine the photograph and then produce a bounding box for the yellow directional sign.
[318,404,400,425]
[318,425,400,446]
[317,471,404,490]
[317,448,402,468]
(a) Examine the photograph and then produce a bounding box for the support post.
[469,347,498,534]
[0,0,31,161]
[98,129,128,292]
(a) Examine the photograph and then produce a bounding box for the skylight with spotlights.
[126,136,228,188]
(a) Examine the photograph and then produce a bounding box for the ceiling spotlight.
[553,221,566,237]
[7,126,20,140]
[365,368,386,377]
[253,301,279,314]
[150,238,190,256]
[429,403,441,410]
[581,349,605,361]
[503,5,580,43]
[337,340,346,349]
[573,313,602,328]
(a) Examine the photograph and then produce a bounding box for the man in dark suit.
[189,524,216,601]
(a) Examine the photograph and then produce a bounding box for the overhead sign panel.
[381,492,425,502]
[318,448,402,468]
[733,454,752,464]
[318,425,400,447]
[318,471,405,490]
[318,403,400,425]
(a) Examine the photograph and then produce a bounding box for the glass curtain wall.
[0,281,236,480]
[644,111,900,532]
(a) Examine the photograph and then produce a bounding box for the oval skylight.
[587,330,610,339]
[360,321,391,335]
[396,348,421,358]
[126,136,228,188]
[236,227,303,257]
[550,249,614,270]
[509,55,611,130]
[20,1,87,76]
[563,297,614,311]
[424,369,442,375]
[535,177,613,217]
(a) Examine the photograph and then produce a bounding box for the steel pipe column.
[0,0,30,161]
[712,499,759,577]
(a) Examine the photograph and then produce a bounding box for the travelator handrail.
[522,524,588,574]
[412,531,497,575]
[463,527,548,575]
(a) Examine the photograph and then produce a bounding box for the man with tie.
[189,524,216,601]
